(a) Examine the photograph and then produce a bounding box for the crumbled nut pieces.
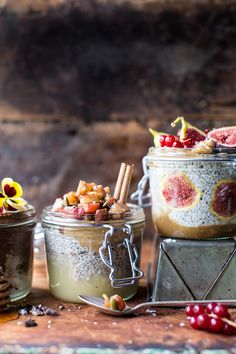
[25,318,38,327]
[19,308,28,316]
[19,304,58,317]
[194,139,215,154]
[45,308,58,316]
[103,294,126,311]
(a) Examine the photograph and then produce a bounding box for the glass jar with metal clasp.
[42,204,145,303]
[0,208,36,301]
[132,148,236,240]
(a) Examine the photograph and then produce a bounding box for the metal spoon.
[78,295,236,317]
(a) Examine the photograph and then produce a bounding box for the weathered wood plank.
[0,241,235,353]
[0,1,236,122]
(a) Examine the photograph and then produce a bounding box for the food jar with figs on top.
[133,118,236,240]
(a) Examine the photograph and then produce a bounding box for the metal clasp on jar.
[99,224,143,288]
[130,156,151,208]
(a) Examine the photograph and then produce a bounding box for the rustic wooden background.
[0,0,235,233]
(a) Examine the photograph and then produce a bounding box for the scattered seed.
[25,319,38,327]
[58,305,65,311]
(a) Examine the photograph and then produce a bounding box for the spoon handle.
[134,299,236,311]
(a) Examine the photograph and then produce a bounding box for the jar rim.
[42,203,145,228]
[147,146,236,162]
[0,206,36,227]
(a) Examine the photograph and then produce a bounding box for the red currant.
[222,323,236,335]
[209,317,224,333]
[186,305,195,317]
[192,304,205,316]
[206,302,217,314]
[189,316,200,330]
[159,135,166,147]
[165,134,176,147]
[196,314,211,330]
[213,304,230,318]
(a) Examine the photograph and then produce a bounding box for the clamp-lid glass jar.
[134,148,236,239]
[0,208,36,301]
[42,204,145,303]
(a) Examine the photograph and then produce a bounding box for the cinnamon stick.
[118,164,134,204]
[113,162,127,200]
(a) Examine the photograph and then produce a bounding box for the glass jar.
[42,204,145,303]
[133,148,236,239]
[0,208,36,301]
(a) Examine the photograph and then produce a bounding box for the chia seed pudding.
[146,148,236,239]
[43,205,144,303]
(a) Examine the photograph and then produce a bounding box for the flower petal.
[2,178,23,198]
[0,197,5,208]
[5,198,27,211]
[2,178,13,196]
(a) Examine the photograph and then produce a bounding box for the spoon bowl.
[78,295,236,317]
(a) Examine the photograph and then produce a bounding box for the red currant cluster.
[186,303,236,335]
[159,135,184,148]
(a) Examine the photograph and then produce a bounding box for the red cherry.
[206,302,217,314]
[222,323,236,335]
[165,134,176,147]
[213,304,230,318]
[192,304,205,316]
[189,316,200,330]
[186,305,195,317]
[159,135,166,147]
[196,314,211,330]
[209,317,224,333]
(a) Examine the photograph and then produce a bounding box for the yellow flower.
[0,178,27,212]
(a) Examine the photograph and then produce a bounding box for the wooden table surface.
[0,241,236,354]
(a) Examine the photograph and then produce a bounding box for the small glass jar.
[42,204,145,303]
[133,148,236,239]
[0,208,36,301]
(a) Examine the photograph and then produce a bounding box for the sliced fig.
[149,128,168,147]
[210,179,236,219]
[171,117,207,147]
[208,126,236,148]
[161,173,201,209]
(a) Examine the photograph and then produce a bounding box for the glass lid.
[42,203,145,228]
[147,146,236,162]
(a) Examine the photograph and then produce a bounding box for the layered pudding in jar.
[0,178,36,301]
[43,164,145,303]
[147,118,236,239]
